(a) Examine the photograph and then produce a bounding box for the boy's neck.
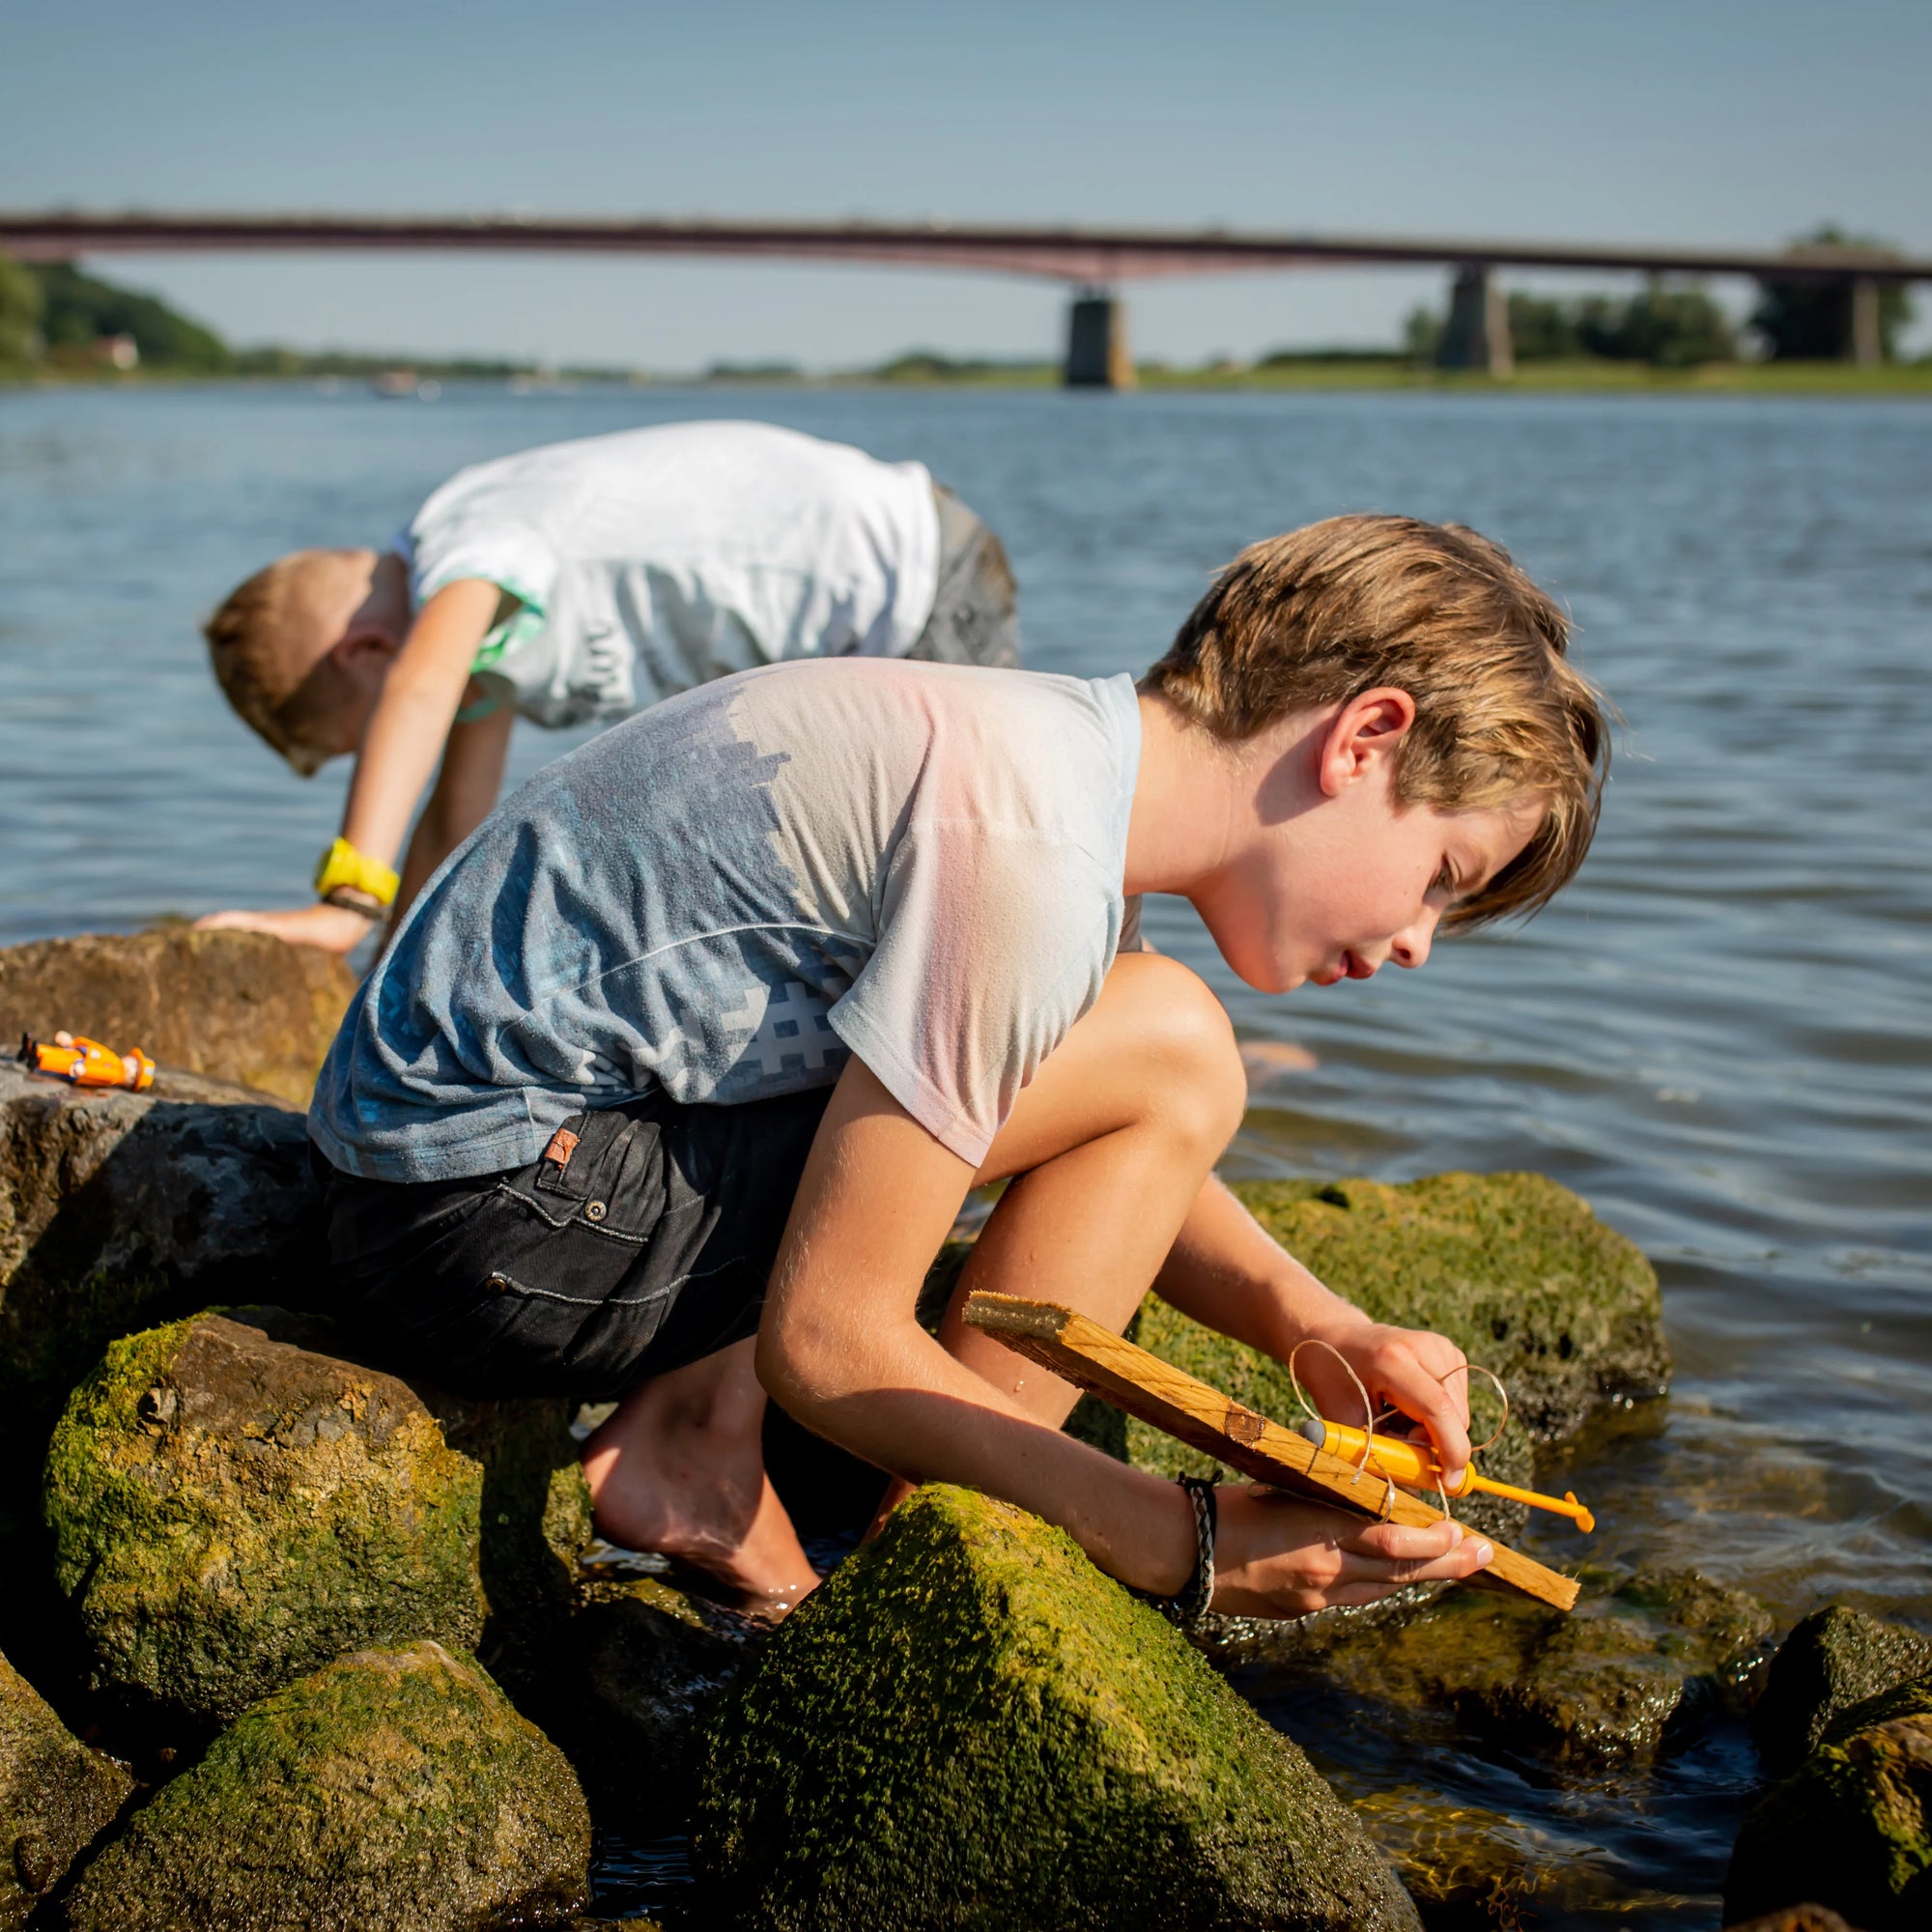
[1125,694,1268,900]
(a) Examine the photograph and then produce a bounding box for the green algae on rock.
[693,1484,1420,1932]
[1227,1174,1666,1444]
[0,1646,130,1929]
[63,1640,591,1932]
[1753,1604,1932,1776]
[45,1311,484,1729]
[1725,1672,1932,1932]
[1258,1569,1771,1773]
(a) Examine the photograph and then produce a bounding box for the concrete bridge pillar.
[1436,263,1514,377]
[1064,289,1135,388]
[1849,275,1882,366]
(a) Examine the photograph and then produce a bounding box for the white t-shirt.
[399,421,942,727]
[311,660,1146,1183]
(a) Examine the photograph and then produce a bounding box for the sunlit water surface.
[3,384,1927,1927]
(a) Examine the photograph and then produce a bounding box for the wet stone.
[1753,1604,1932,1776]
[0,1646,131,1930]
[693,1483,1420,1932]
[63,1640,592,1932]
[1725,1672,1932,1932]
[0,926,355,1107]
[1258,1569,1772,1775]
[0,1057,322,1521]
[551,1566,768,1831]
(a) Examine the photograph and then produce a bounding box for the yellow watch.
[313,838,400,909]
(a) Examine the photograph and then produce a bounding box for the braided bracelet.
[1150,1474,1218,1629]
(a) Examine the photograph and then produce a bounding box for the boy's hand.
[1212,1485,1492,1615]
[1292,1315,1474,1490]
[193,904,376,954]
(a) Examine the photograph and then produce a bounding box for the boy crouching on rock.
[307,515,1608,1621]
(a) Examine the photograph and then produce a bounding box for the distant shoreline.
[5,358,1931,397]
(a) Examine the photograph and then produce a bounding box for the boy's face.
[1193,728,1544,997]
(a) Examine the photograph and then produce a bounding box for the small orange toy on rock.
[21,1030,156,1093]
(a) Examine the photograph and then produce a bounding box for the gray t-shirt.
[309,660,1144,1183]
[400,420,941,727]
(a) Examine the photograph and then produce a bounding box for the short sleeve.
[402,497,561,644]
[826,817,1123,1166]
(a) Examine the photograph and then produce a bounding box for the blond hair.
[202,556,334,777]
[1141,515,1609,929]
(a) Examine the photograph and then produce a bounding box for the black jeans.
[317,1085,834,1400]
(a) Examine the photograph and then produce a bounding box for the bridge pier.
[1435,263,1513,377]
[1064,289,1135,388]
[1849,275,1882,366]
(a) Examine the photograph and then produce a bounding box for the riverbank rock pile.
[26,926,1910,1928]
[1724,1606,1932,1932]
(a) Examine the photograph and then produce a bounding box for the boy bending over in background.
[197,419,1017,952]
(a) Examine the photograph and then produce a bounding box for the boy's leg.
[582,1338,819,1614]
[594,951,1240,1580]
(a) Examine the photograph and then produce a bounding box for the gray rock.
[1753,1604,1932,1776]
[0,1057,321,1520]
[694,1484,1420,1932]
[0,1647,130,1929]
[63,1640,591,1932]
[1726,1672,1932,1932]
[553,1568,766,1829]
[0,927,355,1107]
[45,1310,485,1730]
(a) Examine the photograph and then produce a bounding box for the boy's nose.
[1390,911,1437,970]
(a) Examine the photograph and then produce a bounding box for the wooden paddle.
[962,1290,1578,1612]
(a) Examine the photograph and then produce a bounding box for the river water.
[2,384,1927,1926]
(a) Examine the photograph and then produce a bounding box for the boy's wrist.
[320,886,384,920]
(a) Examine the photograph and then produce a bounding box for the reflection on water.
[2,384,1927,1925]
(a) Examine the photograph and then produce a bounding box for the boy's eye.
[1435,862,1458,895]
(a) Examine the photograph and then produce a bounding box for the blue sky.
[11,0,1929,368]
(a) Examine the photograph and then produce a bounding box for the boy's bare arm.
[195,580,500,954]
[390,705,515,932]
[760,1053,1491,1618]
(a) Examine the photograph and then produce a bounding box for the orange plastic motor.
[1298,1416,1596,1533]
[21,1031,156,1093]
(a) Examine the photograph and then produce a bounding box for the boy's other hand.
[1213,1486,1492,1616]
[1295,1317,1474,1492]
[193,904,376,954]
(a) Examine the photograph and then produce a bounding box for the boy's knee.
[1115,954,1245,1147]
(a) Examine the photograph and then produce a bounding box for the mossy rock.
[1725,1673,1932,1932]
[1230,1175,1665,1446]
[1267,1569,1771,1774]
[1753,1605,1932,1776]
[0,1646,131,1929]
[692,1484,1420,1932]
[45,1310,486,1730]
[0,1059,322,1532]
[63,1640,591,1932]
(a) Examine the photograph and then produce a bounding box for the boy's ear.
[1318,687,1417,797]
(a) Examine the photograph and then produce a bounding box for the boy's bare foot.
[581,1338,820,1616]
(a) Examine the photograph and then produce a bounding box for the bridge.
[5,210,1926,385]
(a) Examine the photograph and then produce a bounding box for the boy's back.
[409,421,942,724]
[312,658,1142,1183]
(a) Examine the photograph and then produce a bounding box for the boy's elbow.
[754,1313,839,1429]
